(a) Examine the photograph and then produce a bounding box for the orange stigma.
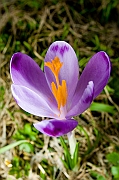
[45,57,67,109]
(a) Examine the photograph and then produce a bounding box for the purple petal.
[44,41,79,107]
[11,84,59,118]
[66,81,94,118]
[73,51,111,105]
[10,52,57,107]
[33,119,78,137]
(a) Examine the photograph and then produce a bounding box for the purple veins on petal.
[60,45,69,56]
[51,44,59,52]
[33,119,78,137]
[50,44,69,56]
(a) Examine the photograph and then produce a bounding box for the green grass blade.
[77,125,91,150]
[72,142,79,169]
[0,140,28,154]
[59,137,73,169]
[90,102,115,114]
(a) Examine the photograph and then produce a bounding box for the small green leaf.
[97,176,106,180]
[90,171,106,180]
[79,57,89,67]
[23,41,32,51]
[105,85,114,94]
[24,123,32,134]
[19,142,34,153]
[111,166,119,178]
[106,152,119,166]
[0,86,5,102]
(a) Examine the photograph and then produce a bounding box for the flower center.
[45,56,67,110]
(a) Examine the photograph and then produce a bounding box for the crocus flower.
[10,41,111,137]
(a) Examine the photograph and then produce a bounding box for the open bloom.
[10,41,111,137]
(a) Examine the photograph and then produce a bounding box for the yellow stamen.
[61,80,67,106]
[51,80,67,110]
[45,56,68,110]
[45,56,63,86]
